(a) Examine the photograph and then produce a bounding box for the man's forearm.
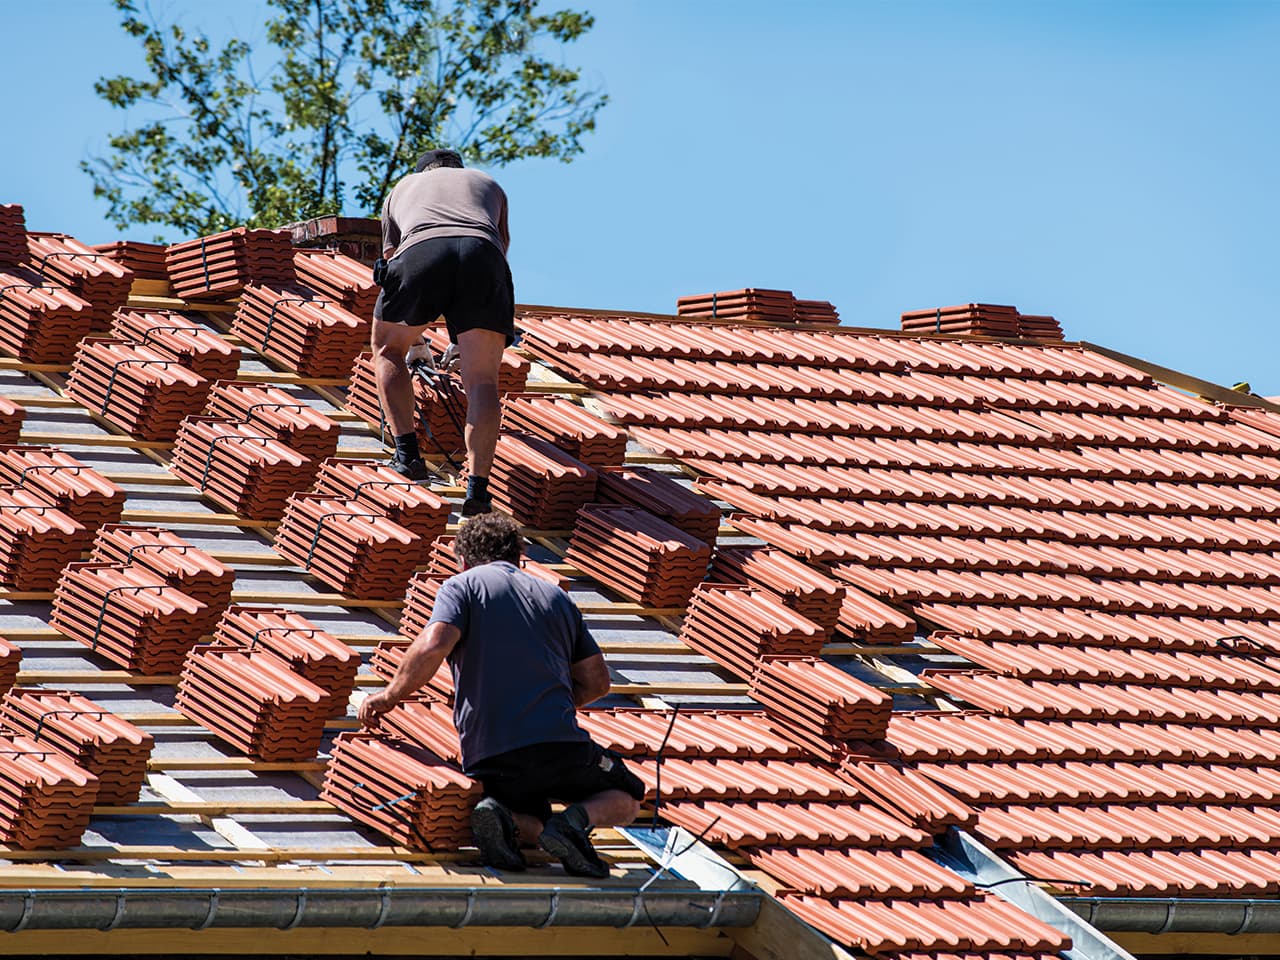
[383,638,447,707]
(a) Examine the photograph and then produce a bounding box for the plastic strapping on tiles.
[198,434,275,490]
[263,296,321,351]
[89,584,170,651]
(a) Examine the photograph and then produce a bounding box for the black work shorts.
[374,235,515,344]
[467,739,646,823]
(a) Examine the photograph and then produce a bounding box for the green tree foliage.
[85,0,606,235]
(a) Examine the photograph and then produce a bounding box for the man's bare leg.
[371,317,430,479]
[455,328,506,511]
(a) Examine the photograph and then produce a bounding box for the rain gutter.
[1060,897,1280,935]
[0,886,760,932]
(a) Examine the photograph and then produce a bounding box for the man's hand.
[357,691,395,726]
[405,338,433,370]
[440,343,461,372]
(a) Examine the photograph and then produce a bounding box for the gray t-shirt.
[381,167,509,258]
[428,561,599,768]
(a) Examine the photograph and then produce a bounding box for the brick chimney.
[285,216,381,267]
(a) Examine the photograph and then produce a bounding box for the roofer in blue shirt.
[358,513,644,877]
[371,147,512,518]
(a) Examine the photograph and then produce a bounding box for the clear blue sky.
[3,1,1278,394]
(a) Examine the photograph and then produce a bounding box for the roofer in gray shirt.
[358,513,644,877]
[372,148,512,517]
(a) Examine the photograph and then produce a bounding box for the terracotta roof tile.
[25,232,133,332]
[1009,847,1280,896]
[93,240,167,281]
[595,465,720,544]
[679,583,825,680]
[346,350,465,456]
[629,757,858,802]
[0,265,94,362]
[0,489,89,590]
[500,393,628,467]
[311,457,451,541]
[0,733,99,849]
[170,416,314,520]
[749,847,973,899]
[484,432,597,529]
[662,799,928,849]
[567,504,710,607]
[292,248,378,315]
[111,308,241,381]
[66,337,210,440]
[203,380,340,462]
[231,283,367,377]
[578,707,805,760]
[165,227,294,300]
[0,204,26,265]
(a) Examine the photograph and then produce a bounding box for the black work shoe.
[471,797,526,872]
[386,455,429,482]
[538,803,609,878]
[460,495,494,518]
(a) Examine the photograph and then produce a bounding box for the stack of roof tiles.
[0,637,19,693]
[66,338,211,440]
[111,308,241,381]
[373,696,460,763]
[749,656,893,758]
[292,249,378,316]
[177,645,331,760]
[25,232,134,331]
[0,446,125,530]
[500,393,628,467]
[0,396,21,443]
[0,204,24,264]
[0,264,93,362]
[596,465,720,543]
[346,350,465,456]
[170,417,313,519]
[165,228,294,301]
[679,583,826,680]
[794,298,840,325]
[50,562,207,674]
[89,524,234,636]
[677,288,798,324]
[398,572,447,639]
[414,325,532,394]
[203,380,340,463]
[232,283,367,377]
[710,545,846,639]
[93,240,168,281]
[567,504,709,607]
[0,734,99,849]
[900,303,1065,341]
[0,488,88,590]
[322,732,481,851]
[213,605,359,717]
[0,687,153,804]
[273,493,421,599]
[311,458,451,542]
[484,432,597,529]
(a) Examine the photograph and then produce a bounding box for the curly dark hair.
[415,148,464,173]
[455,512,523,567]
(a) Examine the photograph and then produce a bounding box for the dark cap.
[415,149,464,173]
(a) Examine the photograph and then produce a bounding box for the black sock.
[394,432,420,463]
[466,475,489,501]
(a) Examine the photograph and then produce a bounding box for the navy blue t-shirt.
[428,561,600,768]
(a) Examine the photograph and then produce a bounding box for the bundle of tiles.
[710,546,846,638]
[203,380,339,463]
[66,338,211,440]
[273,493,422,599]
[596,465,720,544]
[900,303,1020,337]
[111,308,241,381]
[0,733,99,849]
[0,396,21,444]
[321,731,480,851]
[677,288,797,323]
[832,585,917,645]
[93,240,168,281]
[376,696,461,763]
[232,283,367,377]
[50,562,207,674]
[0,446,126,530]
[483,432,597,529]
[0,687,154,804]
[421,534,569,591]
[176,645,331,760]
[0,488,89,590]
[500,393,628,467]
[1016,313,1065,340]
[292,249,378,316]
[170,417,314,520]
[793,298,840,325]
[165,227,295,301]
[837,756,977,829]
[213,605,359,718]
[0,265,93,363]
[0,204,25,265]
[346,350,465,456]
[25,232,134,331]
[579,707,805,762]
[679,583,825,680]
[399,572,447,639]
[749,656,893,759]
[368,640,455,702]
[567,505,710,607]
[89,524,234,636]
[414,325,530,394]
[0,637,19,692]
[311,458,451,542]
